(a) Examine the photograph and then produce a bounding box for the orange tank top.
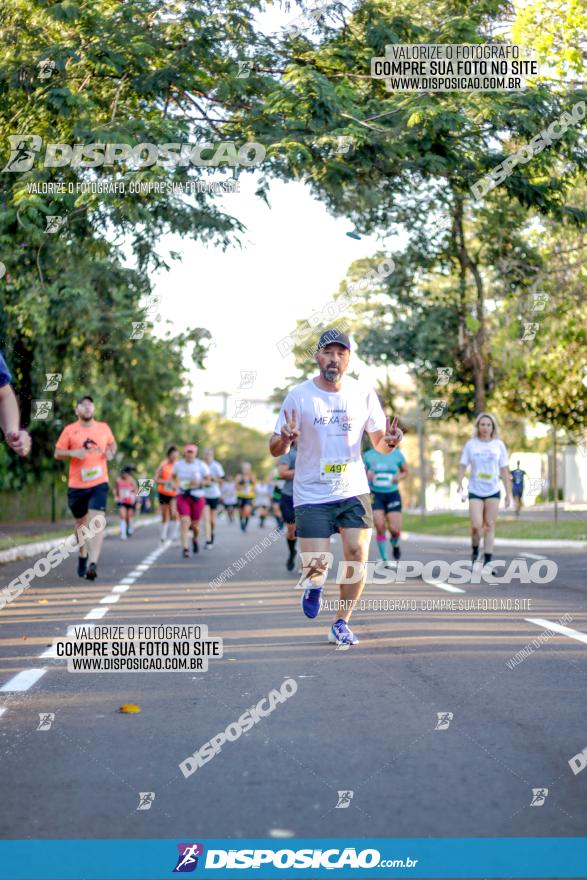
[158,460,177,496]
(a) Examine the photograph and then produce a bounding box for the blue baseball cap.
[317,329,351,351]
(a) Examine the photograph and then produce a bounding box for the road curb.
[404,531,587,550]
[0,516,160,566]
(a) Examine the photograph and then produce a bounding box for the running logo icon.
[334,136,354,154]
[2,134,43,172]
[335,790,354,808]
[232,399,251,419]
[43,373,62,391]
[129,322,148,340]
[137,479,154,497]
[531,293,549,312]
[32,400,53,420]
[428,399,447,418]
[136,792,155,811]
[44,215,67,234]
[435,367,453,386]
[236,60,252,78]
[530,788,548,806]
[435,712,453,730]
[38,59,55,79]
[522,322,539,341]
[238,371,257,390]
[173,843,204,872]
[37,713,55,731]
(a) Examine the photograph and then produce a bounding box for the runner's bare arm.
[500,466,512,507]
[394,462,409,483]
[0,385,30,456]
[368,415,403,454]
[277,463,295,480]
[105,439,117,461]
[270,408,299,457]
[55,446,86,460]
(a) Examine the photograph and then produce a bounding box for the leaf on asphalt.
[118,703,141,714]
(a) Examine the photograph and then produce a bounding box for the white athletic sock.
[161,521,169,540]
[171,520,180,540]
[119,520,126,538]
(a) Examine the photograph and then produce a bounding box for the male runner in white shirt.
[270,329,403,646]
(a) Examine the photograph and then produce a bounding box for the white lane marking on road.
[84,607,109,620]
[0,668,47,692]
[423,579,466,594]
[519,552,547,560]
[8,537,174,691]
[526,618,587,645]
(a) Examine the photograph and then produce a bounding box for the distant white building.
[564,443,587,503]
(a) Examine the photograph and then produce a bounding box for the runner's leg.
[337,526,372,623]
[373,508,388,561]
[298,537,331,588]
[180,515,191,552]
[160,500,169,541]
[74,514,89,576]
[204,503,212,543]
[119,506,127,539]
[482,497,500,561]
[127,504,134,536]
[387,510,402,560]
[469,499,484,562]
[86,509,106,564]
[170,497,180,540]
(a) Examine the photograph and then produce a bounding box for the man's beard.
[322,366,341,382]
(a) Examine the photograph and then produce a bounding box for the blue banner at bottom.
[0,838,586,880]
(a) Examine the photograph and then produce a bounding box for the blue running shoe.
[328,618,359,645]
[301,585,323,619]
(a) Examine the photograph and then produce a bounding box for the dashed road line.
[0,668,47,693]
[526,617,587,646]
[84,607,109,620]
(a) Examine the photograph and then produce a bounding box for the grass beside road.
[0,527,73,553]
[404,513,587,541]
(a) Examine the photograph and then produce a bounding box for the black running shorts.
[295,494,373,538]
[67,482,109,519]
[372,490,402,513]
[280,493,295,524]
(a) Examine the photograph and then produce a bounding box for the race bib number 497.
[320,459,351,481]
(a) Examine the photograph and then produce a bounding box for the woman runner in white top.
[457,413,512,565]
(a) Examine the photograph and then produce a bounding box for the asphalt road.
[0,515,586,843]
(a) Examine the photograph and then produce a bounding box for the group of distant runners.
[1,337,535,645]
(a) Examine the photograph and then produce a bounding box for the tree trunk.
[454,198,486,413]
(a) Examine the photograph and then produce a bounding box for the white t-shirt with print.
[460,437,509,496]
[172,459,210,498]
[203,461,225,499]
[222,480,237,505]
[274,376,386,506]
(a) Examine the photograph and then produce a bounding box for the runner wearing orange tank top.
[155,445,180,542]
